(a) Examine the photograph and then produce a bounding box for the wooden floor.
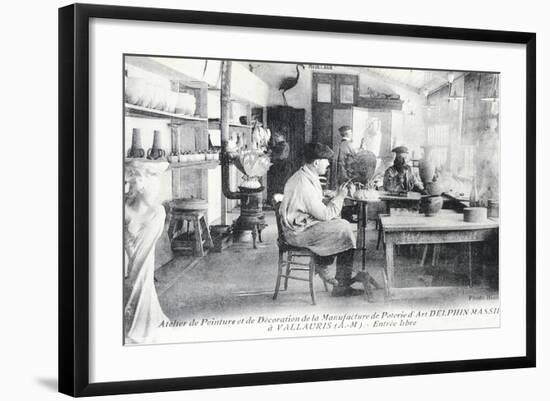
[153,209,499,321]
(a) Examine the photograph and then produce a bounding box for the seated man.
[279,142,361,296]
[383,146,424,193]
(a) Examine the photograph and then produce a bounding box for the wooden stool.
[168,209,213,257]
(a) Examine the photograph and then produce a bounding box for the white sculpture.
[123,159,169,344]
[361,117,382,157]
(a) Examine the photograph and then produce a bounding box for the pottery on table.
[463,207,487,222]
[487,199,499,218]
[354,188,379,201]
[425,180,443,196]
[420,194,443,216]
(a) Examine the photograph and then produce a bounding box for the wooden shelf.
[125,103,207,122]
[168,160,219,170]
[207,118,253,130]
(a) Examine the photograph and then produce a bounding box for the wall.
[254,63,314,142]
[426,73,499,198]
[255,64,429,149]
[359,71,428,159]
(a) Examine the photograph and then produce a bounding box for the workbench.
[380,210,499,297]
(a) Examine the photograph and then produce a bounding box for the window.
[317,83,331,103]
[339,84,354,104]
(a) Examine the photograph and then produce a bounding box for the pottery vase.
[127,128,145,158]
[147,130,166,160]
[425,180,443,196]
[418,145,436,185]
[420,195,443,217]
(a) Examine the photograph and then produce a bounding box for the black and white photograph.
[123,56,501,346]
[2,0,545,398]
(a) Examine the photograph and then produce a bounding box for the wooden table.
[380,210,499,296]
[352,191,421,271]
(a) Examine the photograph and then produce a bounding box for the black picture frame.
[58,3,536,397]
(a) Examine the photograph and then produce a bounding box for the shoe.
[351,272,375,301]
[331,286,364,297]
[316,268,338,286]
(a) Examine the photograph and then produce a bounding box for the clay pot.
[464,207,487,222]
[147,130,166,160]
[420,195,443,216]
[487,199,499,218]
[425,181,443,196]
[418,145,436,185]
[167,154,179,163]
[127,128,145,158]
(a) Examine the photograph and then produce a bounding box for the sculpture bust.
[124,159,170,344]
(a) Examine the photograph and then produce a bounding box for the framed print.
[58,3,536,397]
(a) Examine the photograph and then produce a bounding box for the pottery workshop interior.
[124,55,500,331]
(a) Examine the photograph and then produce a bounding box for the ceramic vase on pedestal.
[418,145,436,185]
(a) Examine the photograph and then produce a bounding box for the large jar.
[418,145,436,185]
[420,195,443,217]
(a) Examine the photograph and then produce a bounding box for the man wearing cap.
[383,146,424,193]
[279,142,362,297]
[332,125,358,187]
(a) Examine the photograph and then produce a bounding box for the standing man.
[383,146,424,193]
[267,132,290,204]
[332,125,358,187]
[280,143,363,296]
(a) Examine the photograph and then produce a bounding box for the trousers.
[314,249,355,287]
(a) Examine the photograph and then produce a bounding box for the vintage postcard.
[122,55,500,345]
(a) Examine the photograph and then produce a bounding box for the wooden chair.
[272,200,328,305]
